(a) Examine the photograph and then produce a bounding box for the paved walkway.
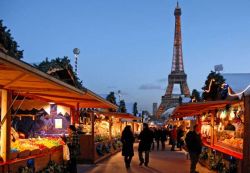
[78,143,215,173]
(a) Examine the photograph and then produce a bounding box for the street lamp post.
[73,48,80,76]
[118,90,121,112]
[118,90,121,103]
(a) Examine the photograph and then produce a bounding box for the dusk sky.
[1,0,250,113]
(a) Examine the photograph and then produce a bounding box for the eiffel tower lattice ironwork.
[156,3,190,118]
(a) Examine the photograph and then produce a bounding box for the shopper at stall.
[121,125,135,169]
[185,124,202,173]
[224,120,236,131]
[67,125,80,173]
[138,123,154,167]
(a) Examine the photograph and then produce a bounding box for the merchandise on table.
[214,107,244,153]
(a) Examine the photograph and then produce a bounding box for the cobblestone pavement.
[78,143,215,173]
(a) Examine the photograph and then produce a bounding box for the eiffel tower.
[156,2,190,118]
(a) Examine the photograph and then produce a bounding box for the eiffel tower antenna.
[156,3,190,119]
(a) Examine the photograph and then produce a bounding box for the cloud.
[157,78,167,83]
[106,86,117,89]
[139,84,162,90]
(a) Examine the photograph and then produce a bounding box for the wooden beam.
[7,87,67,93]
[1,89,11,162]
[0,52,86,95]
[17,93,74,109]
[211,111,215,147]
[70,107,74,124]
[25,93,91,101]
[46,100,99,103]
[243,95,250,173]
[76,102,80,124]
[109,116,112,140]
[91,112,95,161]
[3,73,27,88]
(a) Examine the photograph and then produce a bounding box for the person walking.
[160,127,167,151]
[66,125,80,173]
[171,125,177,151]
[121,125,135,169]
[154,127,161,151]
[177,125,185,151]
[185,124,202,173]
[150,127,155,151]
[138,123,154,167]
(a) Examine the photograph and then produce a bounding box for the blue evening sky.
[1,0,250,113]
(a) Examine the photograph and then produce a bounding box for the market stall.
[0,52,117,172]
[172,99,249,172]
[78,111,140,163]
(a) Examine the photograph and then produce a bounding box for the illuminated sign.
[55,119,62,128]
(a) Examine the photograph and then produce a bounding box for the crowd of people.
[121,123,202,173]
[63,123,202,173]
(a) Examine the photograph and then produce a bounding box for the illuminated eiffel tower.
[156,2,190,118]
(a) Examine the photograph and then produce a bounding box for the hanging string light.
[227,84,250,97]
[204,79,215,93]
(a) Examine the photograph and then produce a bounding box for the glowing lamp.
[55,119,62,128]
[220,111,226,119]
[229,110,235,120]
[201,115,205,121]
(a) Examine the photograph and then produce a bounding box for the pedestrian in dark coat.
[160,127,167,151]
[171,125,177,151]
[154,127,161,151]
[66,125,80,173]
[185,124,202,173]
[177,125,185,151]
[138,123,154,167]
[121,125,135,168]
[150,127,155,151]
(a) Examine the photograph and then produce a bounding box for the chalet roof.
[223,73,250,92]
[172,100,242,118]
[222,73,250,97]
[96,111,141,120]
[0,52,117,110]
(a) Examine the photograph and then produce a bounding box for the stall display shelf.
[203,142,242,159]
[0,145,63,173]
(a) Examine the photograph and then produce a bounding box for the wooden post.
[109,117,112,140]
[70,107,75,124]
[242,96,250,173]
[76,102,80,124]
[120,121,122,134]
[210,111,215,147]
[91,112,95,161]
[1,89,11,162]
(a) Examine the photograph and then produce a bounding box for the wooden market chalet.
[0,51,141,172]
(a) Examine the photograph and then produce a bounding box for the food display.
[214,107,244,153]
[94,119,110,142]
[201,124,211,143]
[111,118,121,139]
[10,137,65,158]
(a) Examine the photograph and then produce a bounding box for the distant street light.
[118,90,121,103]
[73,48,80,75]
